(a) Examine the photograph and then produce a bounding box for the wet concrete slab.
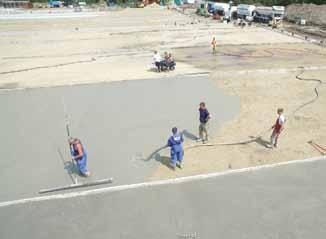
[0,76,239,201]
[1,158,325,239]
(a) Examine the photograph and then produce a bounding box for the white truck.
[208,2,237,20]
[237,4,256,20]
[253,6,285,24]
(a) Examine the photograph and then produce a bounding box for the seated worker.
[167,53,176,70]
[153,51,163,72]
[167,127,184,170]
[69,137,90,177]
[161,51,169,71]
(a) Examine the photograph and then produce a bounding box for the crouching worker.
[167,53,176,70]
[167,127,184,170]
[69,137,90,177]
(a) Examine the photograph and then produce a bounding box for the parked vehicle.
[207,2,237,20]
[207,2,217,14]
[271,6,285,20]
[237,4,256,19]
[196,3,210,17]
[49,0,63,7]
[253,6,285,24]
[183,0,195,4]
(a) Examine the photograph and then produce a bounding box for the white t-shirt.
[153,53,162,63]
[278,114,285,125]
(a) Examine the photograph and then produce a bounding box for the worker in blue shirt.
[167,127,184,170]
[198,102,211,143]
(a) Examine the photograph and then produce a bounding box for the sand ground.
[151,68,326,179]
[1,7,325,181]
[151,40,326,179]
[0,8,304,88]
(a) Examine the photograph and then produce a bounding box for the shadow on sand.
[249,136,271,148]
[154,154,176,170]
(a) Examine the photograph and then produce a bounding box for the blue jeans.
[75,155,88,175]
[170,150,183,166]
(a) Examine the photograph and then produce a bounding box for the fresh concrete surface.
[0,76,239,201]
[1,158,326,239]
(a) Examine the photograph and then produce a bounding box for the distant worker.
[164,51,169,61]
[167,53,176,70]
[69,137,90,177]
[269,108,286,149]
[162,51,169,71]
[240,19,246,28]
[211,37,217,55]
[153,50,162,72]
[198,102,211,143]
[167,127,184,170]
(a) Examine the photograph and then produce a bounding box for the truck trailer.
[253,6,285,23]
[237,4,256,20]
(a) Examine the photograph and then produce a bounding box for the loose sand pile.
[286,4,326,26]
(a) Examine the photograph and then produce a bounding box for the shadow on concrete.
[143,145,175,170]
[143,145,167,162]
[144,129,196,164]
[182,129,198,141]
[57,148,78,183]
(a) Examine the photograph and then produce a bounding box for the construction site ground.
[2,157,326,239]
[1,6,326,185]
[1,7,326,238]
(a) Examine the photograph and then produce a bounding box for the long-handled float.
[39,97,113,194]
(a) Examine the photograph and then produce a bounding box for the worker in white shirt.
[269,108,286,148]
[153,51,163,72]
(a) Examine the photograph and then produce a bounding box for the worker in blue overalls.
[167,127,184,170]
[69,137,90,177]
